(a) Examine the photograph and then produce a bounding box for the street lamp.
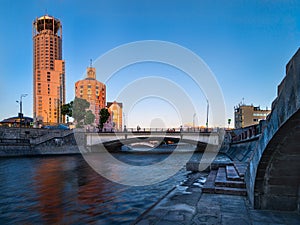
[16,94,28,127]
[193,113,196,131]
[206,99,209,130]
[123,112,126,130]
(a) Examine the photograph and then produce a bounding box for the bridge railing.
[87,127,215,133]
[229,121,266,143]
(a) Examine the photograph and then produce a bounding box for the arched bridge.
[246,49,300,212]
[83,131,222,151]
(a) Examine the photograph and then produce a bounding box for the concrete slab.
[133,173,300,225]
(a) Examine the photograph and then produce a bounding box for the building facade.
[0,116,33,128]
[234,104,271,128]
[33,15,65,125]
[107,101,123,131]
[75,66,106,125]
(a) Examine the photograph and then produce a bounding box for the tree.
[73,97,90,128]
[84,110,95,125]
[61,101,73,118]
[99,108,110,132]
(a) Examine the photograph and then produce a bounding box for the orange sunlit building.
[75,66,106,125]
[33,15,65,125]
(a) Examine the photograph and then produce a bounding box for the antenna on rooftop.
[90,59,92,67]
[45,9,48,15]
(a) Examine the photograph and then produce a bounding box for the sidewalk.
[133,172,300,225]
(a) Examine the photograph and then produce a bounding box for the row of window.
[35,55,56,59]
[78,85,104,90]
[35,51,57,56]
[35,44,58,48]
[253,113,269,117]
[36,59,55,63]
[78,90,105,96]
[35,65,55,70]
[35,50,56,54]
[35,36,59,41]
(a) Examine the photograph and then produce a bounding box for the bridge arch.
[102,136,208,152]
[254,109,300,211]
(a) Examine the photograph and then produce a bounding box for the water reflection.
[0,153,189,224]
[34,158,65,224]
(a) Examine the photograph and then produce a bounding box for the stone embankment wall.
[0,127,50,139]
[0,127,81,156]
[223,120,267,162]
[245,49,300,211]
[226,137,259,162]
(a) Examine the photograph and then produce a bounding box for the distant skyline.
[0,0,299,127]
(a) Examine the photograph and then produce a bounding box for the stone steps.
[215,167,246,188]
[226,165,242,181]
[233,162,247,177]
[202,162,247,196]
[215,186,247,196]
[202,169,217,193]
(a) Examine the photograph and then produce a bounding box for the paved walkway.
[133,172,300,225]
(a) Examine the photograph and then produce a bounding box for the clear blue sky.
[0,0,299,127]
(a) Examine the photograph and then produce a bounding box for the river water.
[0,150,195,224]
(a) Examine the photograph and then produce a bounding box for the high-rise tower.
[33,15,65,125]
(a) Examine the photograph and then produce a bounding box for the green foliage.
[76,121,83,128]
[84,110,95,125]
[73,97,90,123]
[61,101,73,117]
[99,108,110,131]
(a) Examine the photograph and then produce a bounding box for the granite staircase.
[203,162,247,196]
[30,129,73,145]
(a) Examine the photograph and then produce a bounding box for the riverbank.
[0,146,81,157]
[133,171,300,225]
[0,127,83,157]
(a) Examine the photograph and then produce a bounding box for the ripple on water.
[0,152,193,224]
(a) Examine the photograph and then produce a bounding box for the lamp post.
[123,112,126,130]
[206,99,209,131]
[16,94,28,127]
[193,113,196,132]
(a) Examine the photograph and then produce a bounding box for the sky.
[0,0,299,128]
